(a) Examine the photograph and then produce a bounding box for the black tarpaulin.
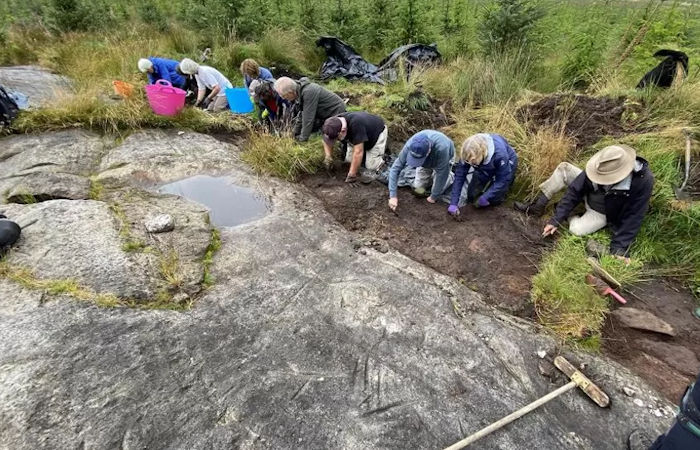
[316,37,441,83]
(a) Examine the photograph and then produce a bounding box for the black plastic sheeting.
[316,36,441,84]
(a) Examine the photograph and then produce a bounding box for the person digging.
[447,133,519,218]
[515,145,654,263]
[322,112,388,184]
[387,130,455,212]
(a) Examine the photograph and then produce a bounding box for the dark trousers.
[649,421,700,449]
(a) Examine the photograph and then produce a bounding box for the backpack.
[0,85,19,128]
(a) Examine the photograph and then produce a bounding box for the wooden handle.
[554,356,610,408]
[443,381,578,450]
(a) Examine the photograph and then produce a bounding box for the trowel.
[586,274,627,304]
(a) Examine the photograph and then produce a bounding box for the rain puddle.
[158,175,269,227]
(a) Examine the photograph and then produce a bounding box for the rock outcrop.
[0,129,675,449]
[0,65,72,107]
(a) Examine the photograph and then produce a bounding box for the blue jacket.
[450,134,518,206]
[147,57,186,88]
[389,130,455,198]
[244,67,275,88]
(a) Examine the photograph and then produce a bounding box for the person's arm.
[429,145,452,200]
[479,157,513,205]
[207,84,221,102]
[147,72,156,84]
[297,85,320,141]
[322,140,333,167]
[195,75,206,105]
[244,75,251,89]
[388,147,409,198]
[449,162,469,207]
[347,143,365,177]
[610,174,654,256]
[549,172,588,226]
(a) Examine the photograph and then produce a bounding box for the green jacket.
[295,78,346,141]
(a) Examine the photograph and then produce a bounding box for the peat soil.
[603,279,700,401]
[518,93,631,149]
[303,169,700,402]
[302,171,549,315]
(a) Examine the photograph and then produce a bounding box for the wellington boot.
[514,192,549,217]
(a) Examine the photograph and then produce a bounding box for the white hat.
[179,58,199,75]
[138,58,153,73]
[585,145,637,185]
[249,79,261,97]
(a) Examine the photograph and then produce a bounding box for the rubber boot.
[514,192,549,217]
[627,429,654,450]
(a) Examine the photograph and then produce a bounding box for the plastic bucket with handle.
[145,80,186,116]
[225,87,254,113]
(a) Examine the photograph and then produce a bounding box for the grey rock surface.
[145,214,175,233]
[0,156,674,449]
[6,172,91,202]
[97,130,239,185]
[1,200,154,299]
[0,130,105,202]
[0,66,72,107]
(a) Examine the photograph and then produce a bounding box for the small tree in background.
[396,0,433,45]
[478,0,545,55]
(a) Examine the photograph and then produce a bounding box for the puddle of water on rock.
[158,175,269,227]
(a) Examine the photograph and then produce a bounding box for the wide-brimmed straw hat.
[585,145,636,185]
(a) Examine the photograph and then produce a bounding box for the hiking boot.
[514,192,549,217]
[627,429,654,450]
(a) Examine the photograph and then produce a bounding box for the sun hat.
[138,58,153,73]
[179,58,200,75]
[585,145,636,185]
[322,117,343,145]
[406,134,431,167]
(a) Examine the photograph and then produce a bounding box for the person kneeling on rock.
[321,112,388,183]
[514,145,654,262]
[178,58,233,112]
[387,130,455,212]
[447,133,518,218]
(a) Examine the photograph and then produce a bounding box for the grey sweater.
[295,78,346,141]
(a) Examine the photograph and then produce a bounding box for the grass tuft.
[202,228,221,287]
[242,133,323,181]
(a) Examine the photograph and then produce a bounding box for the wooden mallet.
[443,356,610,450]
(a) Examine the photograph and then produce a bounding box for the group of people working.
[138,55,654,261]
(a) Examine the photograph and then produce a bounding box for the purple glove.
[447,205,459,215]
[476,197,490,208]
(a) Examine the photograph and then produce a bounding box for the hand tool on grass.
[443,356,609,450]
[586,274,627,304]
[586,257,621,289]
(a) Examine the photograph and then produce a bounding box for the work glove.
[413,187,429,198]
[475,196,490,208]
[447,205,459,216]
[345,174,358,184]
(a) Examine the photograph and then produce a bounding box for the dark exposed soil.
[518,94,630,149]
[388,97,454,145]
[302,171,548,314]
[603,279,700,402]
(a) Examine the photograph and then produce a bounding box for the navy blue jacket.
[550,157,654,256]
[450,134,518,206]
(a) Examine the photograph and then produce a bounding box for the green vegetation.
[202,228,221,287]
[0,0,698,345]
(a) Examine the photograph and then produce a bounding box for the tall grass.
[242,133,323,181]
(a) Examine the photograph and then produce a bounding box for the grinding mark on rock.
[415,411,440,441]
[21,162,60,171]
[361,400,407,417]
[359,393,373,407]
[481,338,528,392]
[351,357,361,387]
[291,378,312,401]
[377,368,382,404]
[0,150,23,163]
[364,353,370,391]
[458,418,466,438]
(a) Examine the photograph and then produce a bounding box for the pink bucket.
[145,80,186,116]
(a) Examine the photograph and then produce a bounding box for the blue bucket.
[225,87,254,114]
